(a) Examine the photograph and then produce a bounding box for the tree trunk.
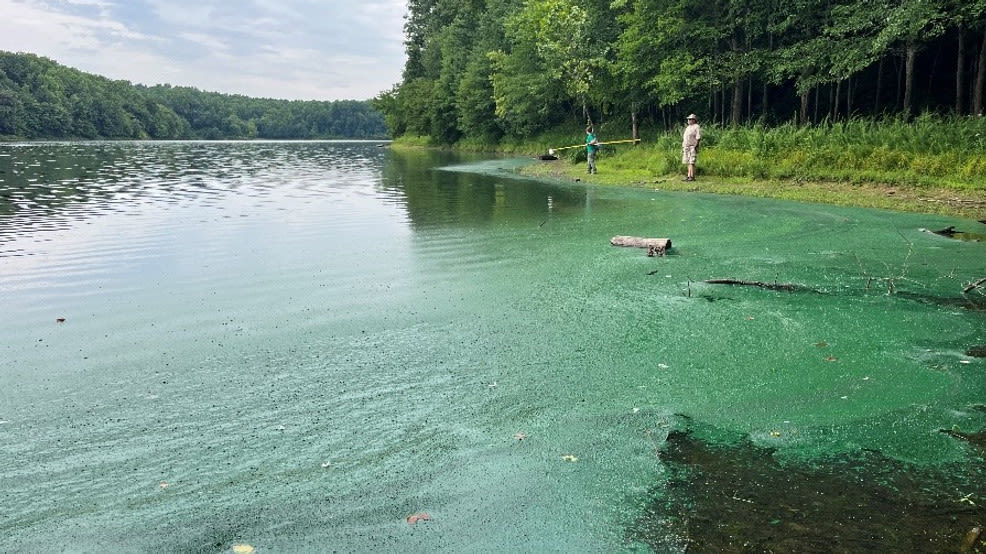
[903,45,916,115]
[875,57,884,114]
[975,32,986,116]
[732,77,742,126]
[631,103,639,141]
[762,81,769,118]
[763,34,773,118]
[720,87,727,125]
[747,76,753,122]
[846,76,852,119]
[957,26,966,114]
[814,85,820,122]
[800,91,809,125]
[828,83,835,120]
[896,54,905,110]
[833,80,842,120]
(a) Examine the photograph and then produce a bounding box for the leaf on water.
[824,356,838,362]
[815,341,828,347]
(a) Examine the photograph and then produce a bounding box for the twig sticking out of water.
[964,277,986,294]
[853,236,920,295]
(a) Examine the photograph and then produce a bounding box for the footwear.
[684,176,695,182]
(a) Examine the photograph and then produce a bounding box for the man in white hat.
[682,114,701,181]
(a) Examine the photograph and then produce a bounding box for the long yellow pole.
[549,138,640,154]
[596,138,642,146]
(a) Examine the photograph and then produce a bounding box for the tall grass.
[627,114,986,191]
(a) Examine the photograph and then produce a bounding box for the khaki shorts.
[682,146,697,165]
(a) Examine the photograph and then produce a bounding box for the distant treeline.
[0,51,389,140]
[375,0,986,143]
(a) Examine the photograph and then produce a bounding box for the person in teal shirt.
[585,126,599,174]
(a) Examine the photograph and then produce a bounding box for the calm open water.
[1,141,985,552]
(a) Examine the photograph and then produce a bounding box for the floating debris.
[56,317,66,323]
[406,512,432,524]
[961,525,982,553]
[562,454,578,462]
[159,482,169,490]
[231,544,255,554]
[514,432,527,441]
[966,346,986,358]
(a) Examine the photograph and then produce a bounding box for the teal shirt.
[586,133,598,153]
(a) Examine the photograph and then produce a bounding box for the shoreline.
[519,158,986,221]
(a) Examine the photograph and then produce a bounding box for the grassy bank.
[486,115,986,220]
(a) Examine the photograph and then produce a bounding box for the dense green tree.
[378,0,986,142]
[0,51,388,140]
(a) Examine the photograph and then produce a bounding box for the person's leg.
[683,147,696,180]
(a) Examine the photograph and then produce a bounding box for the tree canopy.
[0,51,389,140]
[375,0,986,143]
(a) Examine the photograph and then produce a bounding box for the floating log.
[610,236,672,256]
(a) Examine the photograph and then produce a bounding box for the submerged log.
[610,236,672,256]
[704,278,818,292]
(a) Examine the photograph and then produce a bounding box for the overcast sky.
[0,0,408,101]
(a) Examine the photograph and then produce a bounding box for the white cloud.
[0,0,408,100]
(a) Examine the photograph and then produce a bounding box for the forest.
[374,0,986,143]
[0,51,389,140]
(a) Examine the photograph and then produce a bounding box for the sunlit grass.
[517,115,986,218]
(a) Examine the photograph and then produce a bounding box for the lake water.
[2,141,985,552]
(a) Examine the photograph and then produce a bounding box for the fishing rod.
[548,138,640,155]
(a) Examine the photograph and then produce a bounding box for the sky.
[0,0,409,101]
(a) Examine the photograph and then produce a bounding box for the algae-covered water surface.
[1,141,985,552]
